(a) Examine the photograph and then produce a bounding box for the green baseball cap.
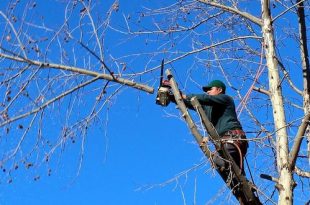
[202,80,226,93]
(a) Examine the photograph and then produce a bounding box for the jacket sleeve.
[186,94,230,106]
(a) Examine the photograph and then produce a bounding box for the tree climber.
[172,80,248,181]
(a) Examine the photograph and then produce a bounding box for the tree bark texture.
[261,1,293,204]
[296,0,310,164]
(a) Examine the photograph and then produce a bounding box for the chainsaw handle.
[159,59,164,87]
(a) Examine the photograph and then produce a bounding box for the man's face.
[206,87,223,95]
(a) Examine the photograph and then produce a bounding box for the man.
[177,80,248,178]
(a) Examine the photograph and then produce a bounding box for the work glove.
[169,92,176,103]
[169,90,183,103]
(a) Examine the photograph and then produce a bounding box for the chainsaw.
[155,59,171,107]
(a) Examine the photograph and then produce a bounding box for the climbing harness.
[221,129,248,170]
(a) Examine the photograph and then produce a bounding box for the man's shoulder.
[218,93,233,99]
[217,94,235,104]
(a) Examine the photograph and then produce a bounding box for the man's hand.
[168,92,176,103]
[169,90,185,103]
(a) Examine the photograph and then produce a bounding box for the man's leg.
[213,143,243,171]
[224,143,242,171]
[212,143,245,190]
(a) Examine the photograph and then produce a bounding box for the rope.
[237,44,265,117]
[245,156,255,185]
[225,140,259,191]
[225,141,244,170]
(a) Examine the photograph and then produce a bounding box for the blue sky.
[0,0,309,205]
[0,90,226,205]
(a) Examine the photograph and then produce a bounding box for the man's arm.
[169,92,195,110]
[186,94,230,106]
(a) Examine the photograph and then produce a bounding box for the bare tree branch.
[0,51,154,93]
[289,113,310,170]
[0,11,27,58]
[134,35,262,76]
[0,76,100,127]
[197,1,263,26]
[272,0,307,23]
[276,58,302,95]
[252,86,271,96]
[294,166,310,178]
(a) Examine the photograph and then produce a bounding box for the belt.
[223,129,245,137]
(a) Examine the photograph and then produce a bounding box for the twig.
[79,41,115,79]
[197,1,263,26]
[0,51,154,93]
[0,11,27,57]
[272,0,306,23]
[0,77,100,127]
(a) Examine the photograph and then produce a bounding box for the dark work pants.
[213,143,243,170]
[213,142,246,186]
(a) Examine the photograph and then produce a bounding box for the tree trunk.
[296,0,310,164]
[261,1,293,204]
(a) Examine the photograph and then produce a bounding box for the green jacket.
[184,93,242,136]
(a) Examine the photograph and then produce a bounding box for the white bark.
[296,0,310,164]
[261,1,293,204]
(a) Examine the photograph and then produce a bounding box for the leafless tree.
[0,0,309,204]
[0,0,154,183]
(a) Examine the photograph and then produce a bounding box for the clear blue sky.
[0,89,226,204]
